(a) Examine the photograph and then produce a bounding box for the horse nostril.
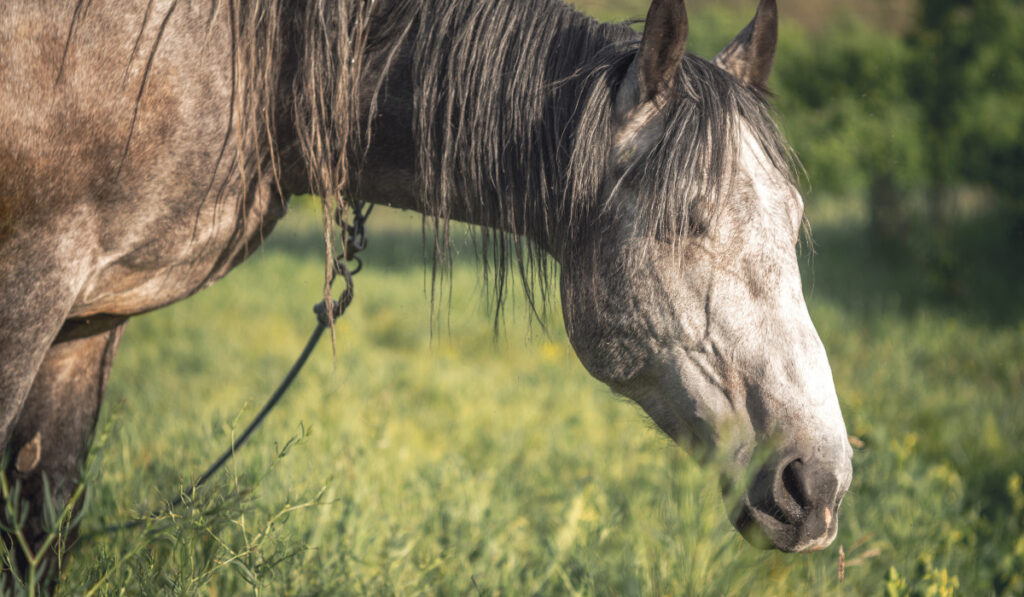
[781,459,810,511]
[736,455,848,552]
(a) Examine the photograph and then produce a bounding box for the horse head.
[558,0,852,552]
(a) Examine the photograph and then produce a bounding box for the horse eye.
[688,217,708,236]
[652,213,708,244]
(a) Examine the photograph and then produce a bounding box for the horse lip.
[731,500,838,553]
[730,503,777,550]
[788,508,840,552]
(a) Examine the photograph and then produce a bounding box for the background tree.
[907,0,1024,216]
[773,18,928,239]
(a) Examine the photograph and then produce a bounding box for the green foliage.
[908,0,1024,201]
[774,18,929,196]
[885,558,960,597]
[777,0,1024,211]
[997,474,1024,595]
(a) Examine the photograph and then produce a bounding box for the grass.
[30,192,1017,595]
[5,4,1021,593]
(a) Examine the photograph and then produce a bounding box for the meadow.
[43,192,1021,594]
[8,1,1021,594]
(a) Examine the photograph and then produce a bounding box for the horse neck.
[346,0,634,260]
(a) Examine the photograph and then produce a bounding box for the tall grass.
[2,2,1017,594]
[37,195,1017,594]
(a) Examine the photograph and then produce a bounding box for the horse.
[0,0,853,579]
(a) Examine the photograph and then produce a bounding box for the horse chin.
[728,499,840,553]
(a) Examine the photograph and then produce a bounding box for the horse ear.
[634,0,689,102]
[713,0,778,88]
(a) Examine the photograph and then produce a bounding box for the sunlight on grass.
[54,199,1022,594]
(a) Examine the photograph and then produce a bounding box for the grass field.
[40,191,1020,594]
[9,2,1020,593]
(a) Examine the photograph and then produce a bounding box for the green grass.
[36,193,1019,595]
[11,4,1021,591]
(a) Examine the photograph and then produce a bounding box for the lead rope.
[80,200,372,542]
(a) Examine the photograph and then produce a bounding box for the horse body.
[0,1,291,565]
[0,0,852,578]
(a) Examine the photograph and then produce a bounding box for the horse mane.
[230,0,796,321]
[369,1,629,317]
[225,0,375,321]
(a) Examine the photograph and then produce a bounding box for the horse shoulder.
[1,1,285,319]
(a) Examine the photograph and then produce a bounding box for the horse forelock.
[615,53,798,250]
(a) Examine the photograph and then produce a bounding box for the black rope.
[83,317,330,537]
[79,201,370,542]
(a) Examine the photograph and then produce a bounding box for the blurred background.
[67,0,1022,594]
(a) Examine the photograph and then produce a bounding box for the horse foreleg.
[1,324,124,585]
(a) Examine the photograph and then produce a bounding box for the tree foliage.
[773,18,928,196]
[908,0,1024,201]
[768,0,1023,216]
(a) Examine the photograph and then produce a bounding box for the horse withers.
[0,0,852,580]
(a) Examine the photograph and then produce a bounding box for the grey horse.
[0,0,852,578]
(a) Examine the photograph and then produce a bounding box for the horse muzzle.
[728,453,851,552]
